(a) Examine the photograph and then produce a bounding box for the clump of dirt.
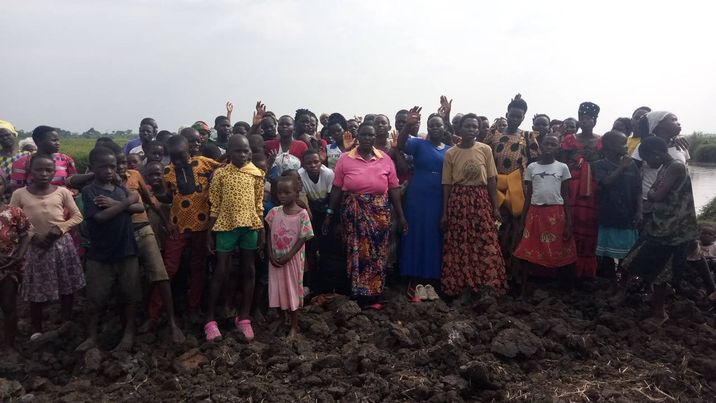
[1,278,715,402]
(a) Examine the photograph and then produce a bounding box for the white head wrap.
[645,111,672,135]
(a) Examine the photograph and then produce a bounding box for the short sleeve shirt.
[81,183,138,262]
[11,153,77,188]
[333,148,399,194]
[164,156,220,233]
[524,161,571,205]
[298,165,334,202]
[442,143,497,186]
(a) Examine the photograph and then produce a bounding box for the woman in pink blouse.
[323,123,407,310]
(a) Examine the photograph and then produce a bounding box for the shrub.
[693,144,716,164]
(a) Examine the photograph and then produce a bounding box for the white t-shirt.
[632,145,690,199]
[524,161,571,205]
[298,165,334,202]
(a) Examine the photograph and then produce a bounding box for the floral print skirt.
[442,185,506,296]
[341,193,391,297]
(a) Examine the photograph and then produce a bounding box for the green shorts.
[216,227,259,252]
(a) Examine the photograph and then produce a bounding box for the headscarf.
[0,120,17,136]
[191,121,211,137]
[645,111,672,135]
[578,102,600,119]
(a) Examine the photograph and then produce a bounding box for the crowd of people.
[0,93,713,354]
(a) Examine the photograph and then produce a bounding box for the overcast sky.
[1,0,714,134]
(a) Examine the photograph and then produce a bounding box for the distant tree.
[81,128,103,138]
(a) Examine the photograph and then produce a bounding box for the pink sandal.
[204,321,222,342]
[235,318,254,341]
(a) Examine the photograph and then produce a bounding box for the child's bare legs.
[288,310,299,338]
[207,251,233,323]
[223,260,239,317]
[76,309,99,352]
[237,248,256,321]
[0,278,19,350]
[114,303,137,352]
[156,280,185,343]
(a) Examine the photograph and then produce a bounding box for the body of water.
[690,163,716,214]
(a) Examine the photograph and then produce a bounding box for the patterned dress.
[266,207,314,311]
[0,206,31,283]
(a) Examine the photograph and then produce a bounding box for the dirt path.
[1,278,714,402]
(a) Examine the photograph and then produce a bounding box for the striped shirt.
[10,153,77,188]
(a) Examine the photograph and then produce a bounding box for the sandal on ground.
[406,287,421,303]
[415,285,428,301]
[30,332,44,342]
[235,318,255,341]
[204,321,222,342]
[365,303,384,311]
[424,285,440,301]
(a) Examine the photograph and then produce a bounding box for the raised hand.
[406,106,422,127]
[343,131,356,150]
[226,101,234,115]
[438,95,453,119]
[252,101,266,126]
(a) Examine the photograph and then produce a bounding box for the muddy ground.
[1,276,715,402]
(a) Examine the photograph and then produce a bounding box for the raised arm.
[397,106,421,151]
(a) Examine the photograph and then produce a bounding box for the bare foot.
[76,338,98,352]
[138,319,158,334]
[171,324,186,344]
[112,334,134,352]
[287,327,298,339]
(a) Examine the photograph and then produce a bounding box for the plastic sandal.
[406,287,421,303]
[30,332,43,342]
[424,285,440,301]
[415,285,428,301]
[236,318,255,341]
[203,321,222,342]
[366,303,384,311]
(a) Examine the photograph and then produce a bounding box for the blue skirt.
[595,226,639,259]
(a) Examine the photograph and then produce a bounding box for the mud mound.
[2,278,715,402]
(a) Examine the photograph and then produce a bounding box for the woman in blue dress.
[397,107,451,302]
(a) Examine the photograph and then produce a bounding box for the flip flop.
[236,318,255,341]
[415,285,428,301]
[424,285,440,301]
[365,303,384,311]
[203,321,222,342]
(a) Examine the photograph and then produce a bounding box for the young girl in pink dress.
[265,175,314,337]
